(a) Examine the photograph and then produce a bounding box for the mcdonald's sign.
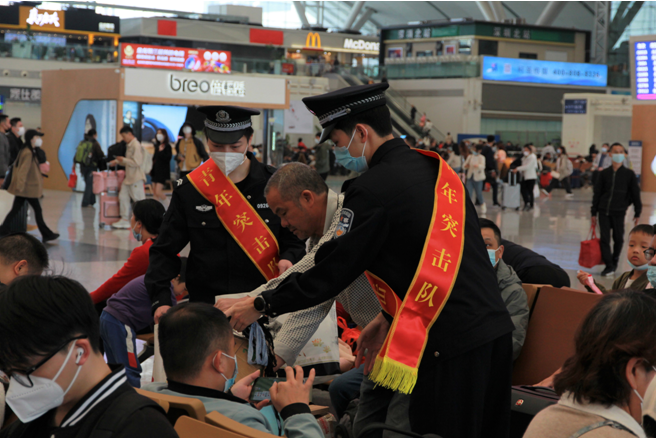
[305,32,322,49]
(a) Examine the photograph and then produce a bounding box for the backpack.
[141,147,153,175]
[74,141,93,166]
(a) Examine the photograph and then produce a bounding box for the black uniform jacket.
[262,138,514,362]
[146,152,306,309]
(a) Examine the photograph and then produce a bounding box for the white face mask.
[6,342,84,423]
[183,126,192,135]
[17,126,25,137]
[34,138,42,147]
[211,149,247,176]
[156,134,165,142]
[523,151,529,157]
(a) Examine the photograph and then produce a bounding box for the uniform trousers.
[410,332,513,437]
[352,373,411,437]
[598,213,625,269]
[119,181,146,221]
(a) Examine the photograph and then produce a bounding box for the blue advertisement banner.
[482,56,608,87]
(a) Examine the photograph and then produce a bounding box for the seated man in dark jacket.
[499,238,571,288]
[0,275,176,438]
[591,142,642,277]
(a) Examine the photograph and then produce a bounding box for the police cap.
[302,83,389,143]
[197,105,260,144]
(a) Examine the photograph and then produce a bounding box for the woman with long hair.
[0,129,59,243]
[151,129,172,206]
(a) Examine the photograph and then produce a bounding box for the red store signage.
[120,43,231,74]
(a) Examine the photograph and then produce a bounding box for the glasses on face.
[645,248,656,260]
[0,335,86,388]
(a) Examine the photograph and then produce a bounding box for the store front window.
[0,29,116,63]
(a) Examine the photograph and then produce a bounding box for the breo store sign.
[168,74,245,97]
[343,38,380,52]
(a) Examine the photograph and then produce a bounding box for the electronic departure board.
[635,41,656,100]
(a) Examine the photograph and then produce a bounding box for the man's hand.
[634,217,640,226]
[224,297,261,332]
[273,354,286,372]
[355,313,391,375]
[108,160,117,167]
[154,305,171,324]
[269,366,315,413]
[278,259,293,275]
[214,297,244,312]
[115,156,125,164]
[576,270,589,287]
[231,370,261,401]
[591,216,597,228]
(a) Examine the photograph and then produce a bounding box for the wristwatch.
[253,295,267,313]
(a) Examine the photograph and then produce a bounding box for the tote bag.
[579,225,603,268]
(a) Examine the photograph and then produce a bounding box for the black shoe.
[601,266,615,277]
[493,203,501,207]
[42,233,60,244]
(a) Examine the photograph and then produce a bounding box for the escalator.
[324,69,445,142]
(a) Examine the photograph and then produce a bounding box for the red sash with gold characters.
[187,160,280,281]
[365,149,466,394]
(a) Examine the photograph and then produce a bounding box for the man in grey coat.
[0,115,12,182]
[479,218,529,360]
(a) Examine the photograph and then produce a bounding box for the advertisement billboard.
[482,56,607,87]
[634,41,656,100]
[120,43,231,74]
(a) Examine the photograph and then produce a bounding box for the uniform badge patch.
[334,209,354,238]
[216,110,231,123]
[176,179,184,186]
[196,205,213,212]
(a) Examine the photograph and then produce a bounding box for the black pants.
[485,171,499,205]
[518,265,571,288]
[520,179,536,208]
[410,332,512,437]
[81,165,96,206]
[0,196,54,238]
[598,213,625,268]
[546,176,572,194]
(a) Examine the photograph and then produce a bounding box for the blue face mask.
[612,154,625,164]
[334,129,368,173]
[473,151,479,156]
[487,248,499,266]
[132,224,142,241]
[216,352,238,392]
[629,260,649,271]
[647,266,656,286]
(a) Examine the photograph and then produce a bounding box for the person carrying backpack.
[74,129,105,207]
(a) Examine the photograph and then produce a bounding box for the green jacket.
[589,270,649,294]
[496,259,530,360]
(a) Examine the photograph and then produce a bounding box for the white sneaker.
[111,219,131,229]
[480,203,487,213]
[541,189,549,196]
[565,193,574,198]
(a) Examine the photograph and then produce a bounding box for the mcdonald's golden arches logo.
[305,32,321,48]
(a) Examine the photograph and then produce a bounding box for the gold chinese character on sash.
[216,190,232,207]
[440,214,458,238]
[431,248,451,272]
[441,182,457,204]
[416,282,438,307]
[267,259,278,275]
[253,236,270,255]
[201,169,216,186]
[233,212,253,232]
[373,283,387,306]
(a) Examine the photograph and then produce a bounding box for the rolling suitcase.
[502,172,521,210]
[510,385,559,437]
[99,178,120,228]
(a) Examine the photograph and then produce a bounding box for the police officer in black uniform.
[146,106,305,323]
[222,84,514,437]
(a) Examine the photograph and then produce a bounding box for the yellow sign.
[19,7,65,31]
[305,32,322,48]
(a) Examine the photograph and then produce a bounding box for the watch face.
[255,296,265,312]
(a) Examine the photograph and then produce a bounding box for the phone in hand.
[249,377,284,402]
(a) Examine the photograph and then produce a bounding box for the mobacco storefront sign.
[123,69,287,106]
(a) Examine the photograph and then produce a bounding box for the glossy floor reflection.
[10,181,655,294]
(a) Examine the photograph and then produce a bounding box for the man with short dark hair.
[145,302,323,437]
[592,142,642,277]
[222,83,514,437]
[7,117,24,166]
[482,134,500,206]
[0,275,176,437]
[0,115,11,183]
[110,126,146,229]
[0,233,49,288]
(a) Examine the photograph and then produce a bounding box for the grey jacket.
[0,132,10,176]
[496,259,529,360]
[144,382,324,438]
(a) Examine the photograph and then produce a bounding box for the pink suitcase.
[92,172,106,195]
[99,192,120,227]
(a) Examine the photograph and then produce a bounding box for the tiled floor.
[12,179,655,293]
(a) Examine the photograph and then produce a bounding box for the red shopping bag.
[579,225,603,268]
[68,166,77,189]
